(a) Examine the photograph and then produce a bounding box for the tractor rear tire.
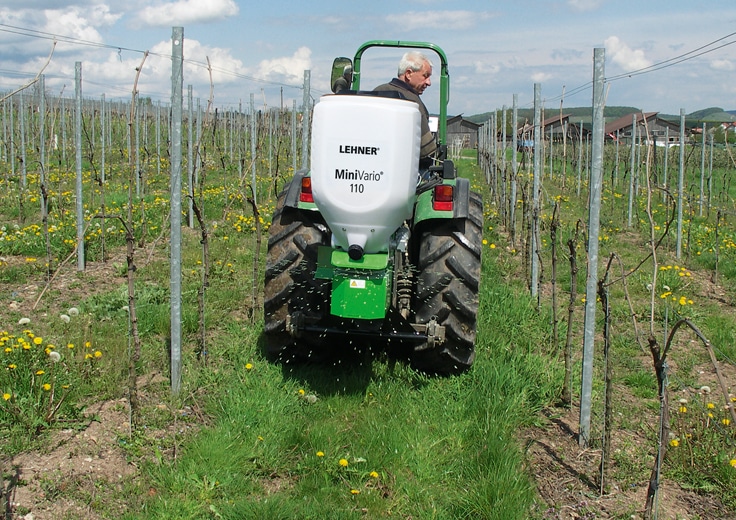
[411,191,483,375]
[263,191,330,362]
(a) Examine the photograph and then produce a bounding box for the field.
[1,98,735,519]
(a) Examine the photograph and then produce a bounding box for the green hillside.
[466,106,640,125]
[467,106,736,126]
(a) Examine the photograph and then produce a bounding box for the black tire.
[411,191,483,375]
[263,191,330,361]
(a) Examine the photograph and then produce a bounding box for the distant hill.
[466,106,640,125]
[467,106,736,125]
[658,107,736,124]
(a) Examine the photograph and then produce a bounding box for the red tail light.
[433,185,453,211]
[300,176,314,203]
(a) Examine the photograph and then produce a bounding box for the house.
[516,113,589,145]
[446,115,481,148]
[604,112,683,146]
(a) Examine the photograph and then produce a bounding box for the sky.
[1,0,735,118]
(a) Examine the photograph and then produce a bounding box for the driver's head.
[398,51,432,95]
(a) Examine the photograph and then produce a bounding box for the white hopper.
[310,94,421,255]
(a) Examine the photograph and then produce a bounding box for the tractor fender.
[283,169,309,209]
[453,177,470,220]
[414,176,470,227]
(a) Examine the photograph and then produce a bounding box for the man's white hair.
[398,51,432,77]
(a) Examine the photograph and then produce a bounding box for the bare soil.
[524,402,734,519]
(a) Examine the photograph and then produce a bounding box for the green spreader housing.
[316,248,391,319]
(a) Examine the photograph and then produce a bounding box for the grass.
[115,204,563,519]
[2,132,736,517]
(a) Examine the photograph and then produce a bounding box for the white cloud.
[386,10,496,31]
[473,61,500,75]
[550,48,585,62]
[136,0,238,27]
[710,59,734,72]
[604,36,651,71]
[531,71,552,83]
[0,5,121,60]
[45,5,122,46]
[255,47,312,85]
[567,0,603,12]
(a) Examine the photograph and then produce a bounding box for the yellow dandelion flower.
[369,471,379,478]
[67,343,74,349]
[245,363,253,371]
[7,364,16,370]
[36,369,45,375]
[723,419,731,426]
[42,383,51,391]
[316,451,325,457]
[350,489,360,495]
[730,459,736,468]
[84,341,92,348]
[94,351,102,358]
[490,243,496,249]
[2,393,10,401]
[482,239,488,245]
[298,389,305,396]
[707,403,715,409]
[679,406,687,413]
[33,337,43,345]
[669,439,680,447]
[84,353,93,360]
[339,458,349,467]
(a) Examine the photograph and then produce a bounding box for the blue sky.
[1,0,735,117]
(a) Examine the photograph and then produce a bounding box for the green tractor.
[263,41,483,374]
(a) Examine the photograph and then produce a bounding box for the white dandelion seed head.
[18,317,30,325]
[49,351,61,363]
[67,307,79,316]
[60,314,71,323]
[700,386,711,394]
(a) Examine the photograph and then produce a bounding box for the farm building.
[517,114,589,145]
[446,115,481,148]
[604,112,683,146]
